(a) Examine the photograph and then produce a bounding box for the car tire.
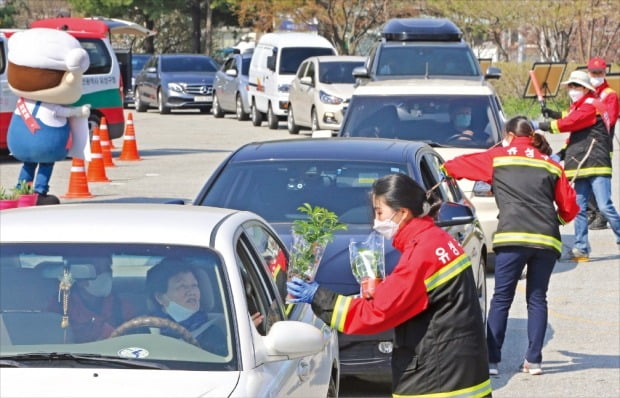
[311,108,320,132]
[212,94,225,118]
[287,106,300,135]
[236,93,249,121]
[267,103,279,130]
[135,88,148,113]
[251,101,263,126]
[158,90,171,114]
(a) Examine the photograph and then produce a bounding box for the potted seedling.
[0,186,20,210]
[288,203,347,282]
[350,232,385,299]
[15,180,38,207]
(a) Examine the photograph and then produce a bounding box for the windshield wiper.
[0,353,168,369]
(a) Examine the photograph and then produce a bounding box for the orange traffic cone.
[119,112,141,161]
[98,117,116,168]
[62,158,93,198]
[87,127,110,182]
[100,116,116,149]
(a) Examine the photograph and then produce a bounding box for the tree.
[0,0,24,28]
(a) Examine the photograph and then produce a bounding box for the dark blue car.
[194,137,487,384]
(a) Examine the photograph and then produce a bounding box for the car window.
[319,61,364,84]
[296,61,308,79]
[340,94,500,148]
[377,46,478,77]
[79,38,112,75]
[222,57,234,71]
[0,243,237,371]
[131,55,149,76]
[306,61,315,83]
[241,57,251,76]
[421,153,462,203]
[161,56,218,73]
[200,160,408,224]
[0,37,5,74]
[279,47,336,75]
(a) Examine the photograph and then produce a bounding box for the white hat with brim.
[560,70,595,91]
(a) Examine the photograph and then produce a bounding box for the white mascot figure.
[7,28,91,205]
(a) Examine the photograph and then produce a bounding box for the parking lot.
[1,110,619,397]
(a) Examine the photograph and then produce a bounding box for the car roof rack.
[382,18,462,42]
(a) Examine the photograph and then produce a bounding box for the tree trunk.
[190,0,202,53]
[204,0,212,55]
[144,18,155,54]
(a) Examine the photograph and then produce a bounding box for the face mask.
[164,296,196,322]
[84,272,113,297]
[454,114,471,129]
[590,77,604,88]
[373,214,399,240]
[568,89,584,103]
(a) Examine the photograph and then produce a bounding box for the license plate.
[194,95,212,102]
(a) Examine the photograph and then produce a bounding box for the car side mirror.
[484,66,502,80]
[225,68,238,77]
[352,66,369,79]
[267,55,276,71]
[300,76,313,86]
[259,321,324,362]
[435,202,475,227]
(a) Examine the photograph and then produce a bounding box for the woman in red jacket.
[442,116,579,376]
[288,173,491,397]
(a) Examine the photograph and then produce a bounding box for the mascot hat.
[8,28,89,73]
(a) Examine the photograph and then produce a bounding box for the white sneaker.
[489,362,499,376]
[521,360,543,375]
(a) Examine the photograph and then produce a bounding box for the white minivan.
[248,32,336,129]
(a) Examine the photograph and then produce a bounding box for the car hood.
[434,147,488,193]
[272,223,401,295]
[163,72,215,84]
[0,368,239,397]
[319,83,356,99]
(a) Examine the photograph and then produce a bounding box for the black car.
[194,138,488,384]
[134,54,219,114]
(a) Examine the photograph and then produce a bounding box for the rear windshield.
[79,38,112,75]
[161,56,218,73]
[279,47,336,74]
[201,160,408,224]
[340,94,501,149]
[319,61,365,84]
[377,46,479,77]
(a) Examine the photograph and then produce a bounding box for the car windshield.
[201,160,408,224]
[340,94,501,149]
[377,46,479,77]
[132,55,150,77]
[161,56,218,73]
[319,61,365,84]
[279,47,335,74]
[0,243,237,371]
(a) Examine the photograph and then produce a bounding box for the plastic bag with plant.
[349,232,385,299]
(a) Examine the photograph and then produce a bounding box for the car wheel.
[311,108,320,132]
[135,88,148,113]
[478,255,488,325]
[287,106,300,135]
[267,103,279,129]
[158,89,171,114]
[236,93,249,121]
[212,94,224,118]
[326,374,338,398]
[251,101,263,126]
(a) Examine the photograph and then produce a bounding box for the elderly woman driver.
[146,259,228,356]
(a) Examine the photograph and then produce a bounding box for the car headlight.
[473,181,494,197]
[278,84,290,93]
[319,90,343,105]
[167,82,184,93]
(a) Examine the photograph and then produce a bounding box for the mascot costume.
[7,27,91,205]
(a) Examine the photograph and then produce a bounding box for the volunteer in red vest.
[287,173,491,397]
[443,116,579,376]
[534,70,620,261]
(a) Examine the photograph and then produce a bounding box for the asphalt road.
[1,109,618,398]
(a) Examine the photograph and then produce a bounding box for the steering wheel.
[109,316,200,347]
[446,133,475,143]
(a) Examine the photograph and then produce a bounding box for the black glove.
[537,121,551,132]
[542,107,561,119]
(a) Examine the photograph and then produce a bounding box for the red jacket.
[311,217,490,396]
[443,136,579,255]
[595,80,619,134]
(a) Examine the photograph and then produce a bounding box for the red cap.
[587,57,607,71]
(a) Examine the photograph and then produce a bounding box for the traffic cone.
[98,116,116,167]
[100,116,116,149]
[87,127,110,182]
[62,158,93,198]
[119,112,141,161]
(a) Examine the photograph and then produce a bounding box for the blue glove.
[286,277,319,304]
[531,120,540,130]
[550,153,561,163]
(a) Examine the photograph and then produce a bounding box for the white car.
[287,55,366,134]
[0,204,339,397]
[339,79,507,269]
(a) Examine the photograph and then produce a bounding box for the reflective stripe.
[493,232,561,252]
[558,214,567,226]
[565,166,612,178]
[550,119,560,133]
[330,295,352,332]
[493,156,561,176]
[272,264,281,281]
[393,378,492,398]
[424,254,471,292]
